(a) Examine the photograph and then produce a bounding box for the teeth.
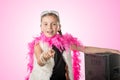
[47,31,53,34]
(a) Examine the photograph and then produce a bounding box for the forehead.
[41,15,57,20]
[41,15,58,22]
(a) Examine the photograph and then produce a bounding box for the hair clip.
[41,10,59,17]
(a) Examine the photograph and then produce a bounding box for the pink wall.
[0,0,120,80]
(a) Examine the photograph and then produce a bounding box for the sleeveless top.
[29,42,69,80]
[28,33,83,80]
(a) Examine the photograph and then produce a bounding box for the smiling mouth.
[47,31,53,34]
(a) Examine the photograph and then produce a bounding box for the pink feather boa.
[25,33,84,80]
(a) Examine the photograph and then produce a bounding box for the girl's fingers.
[44,49,55,59]
[48,49,55,57]
[51,49,55,57]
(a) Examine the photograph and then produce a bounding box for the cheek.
[41,26,46,31]
[54,27,59,31]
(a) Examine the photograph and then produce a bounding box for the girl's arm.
[34,43,45,66]
[82,46,120,54]
[34,43,55,66]
[70,45,120,54]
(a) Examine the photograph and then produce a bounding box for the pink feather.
[25,33,84,80]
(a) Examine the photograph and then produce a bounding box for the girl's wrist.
[39,53,47,64]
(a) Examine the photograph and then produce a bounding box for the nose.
[48,24,52,29]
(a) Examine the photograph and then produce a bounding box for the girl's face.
[41,15,60,37]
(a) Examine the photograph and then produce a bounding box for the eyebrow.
[42,21,58,23]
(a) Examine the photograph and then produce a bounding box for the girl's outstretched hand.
[43,49,55,61]
[110,49,120,54]
[117,50,120,55]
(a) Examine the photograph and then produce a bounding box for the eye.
[52,23,57,26]
[43,23,47,26]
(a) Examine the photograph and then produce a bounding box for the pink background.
[0,0,120,80]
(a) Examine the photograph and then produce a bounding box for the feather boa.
[25,33,84,80]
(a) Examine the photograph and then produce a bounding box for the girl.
[26,10,120,80]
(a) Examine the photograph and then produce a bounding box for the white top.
[29,41,73,80]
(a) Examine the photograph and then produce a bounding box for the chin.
[44,32,57,37]
[46,34,55,38]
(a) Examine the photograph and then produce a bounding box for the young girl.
[26,10,120,80]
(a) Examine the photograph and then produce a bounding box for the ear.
[57,24,61,31]
[40,24,43,32]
